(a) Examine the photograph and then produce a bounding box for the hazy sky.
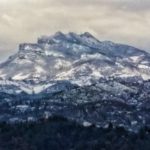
[0,0,150,61]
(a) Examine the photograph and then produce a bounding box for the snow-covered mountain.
[1,32,150,131]
[0,32,150,93]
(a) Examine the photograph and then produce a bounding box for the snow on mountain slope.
[0,32,150,93]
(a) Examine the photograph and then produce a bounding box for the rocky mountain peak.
[0,32,150,82]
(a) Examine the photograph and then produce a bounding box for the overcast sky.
[0,0,150,61]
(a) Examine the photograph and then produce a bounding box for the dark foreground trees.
[0,116,150,150]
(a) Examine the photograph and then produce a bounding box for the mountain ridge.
[0,32,150,131]
[0,32,150,93]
